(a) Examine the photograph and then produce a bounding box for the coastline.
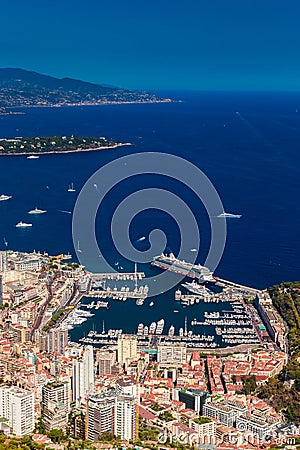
[24,99,173,107]
[0,142,132,156]
[0,98,175,116]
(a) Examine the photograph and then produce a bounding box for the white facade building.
[115,394,136,441]
[14,259,42,271]
[0,252,8,272]
[0,386,34,436]
[72,345,94,406]
[117,335,137,366]
[157,344,187,366]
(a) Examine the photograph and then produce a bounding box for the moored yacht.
[168,325,175,337]
[137,323,144,335]
[156,319,165,335]
[182,280,208,294]
[149,322,156,334]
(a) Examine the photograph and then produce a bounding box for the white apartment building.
[117,335,137,366]
[115,394,136,441]
[0,386,34,436]
[72,345,94,406]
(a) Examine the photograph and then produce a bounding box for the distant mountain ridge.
[0,68,168,112]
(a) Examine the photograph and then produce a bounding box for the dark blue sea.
[0,91,299,339]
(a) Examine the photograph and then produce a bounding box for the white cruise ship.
[152,253,215,282]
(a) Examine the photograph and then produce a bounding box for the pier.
[213,277,260,295]
[83,286,149,301]
[79,330,262,352]
[91,271,145,282]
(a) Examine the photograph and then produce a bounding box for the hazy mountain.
[0,68,167,111]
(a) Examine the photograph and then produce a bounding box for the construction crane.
[85,399,89,441]
[135,375,139,441]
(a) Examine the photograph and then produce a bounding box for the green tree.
[48,428,64,443]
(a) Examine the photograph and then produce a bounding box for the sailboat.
[67,183,76,192]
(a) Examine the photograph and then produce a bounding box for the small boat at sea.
[217,212,242,219]
[67,183,76,192]
[0,195,12,201]
[28,207,47,214]
[27,155,39,159]
[16,221,32,228]
[76,240,82,253]
[149,301,154,307]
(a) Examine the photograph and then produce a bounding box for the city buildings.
[88,380,137,442]
[0,250,293,447]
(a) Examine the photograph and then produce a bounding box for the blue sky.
[1,0,300,90]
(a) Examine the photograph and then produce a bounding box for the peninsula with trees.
[0,135,130,155]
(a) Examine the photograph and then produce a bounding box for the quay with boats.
[175,283,255,306]
[79,329,219,349]
[60,255,272,352]
[59,308,94,331]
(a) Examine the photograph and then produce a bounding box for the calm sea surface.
[0,91,299,338]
